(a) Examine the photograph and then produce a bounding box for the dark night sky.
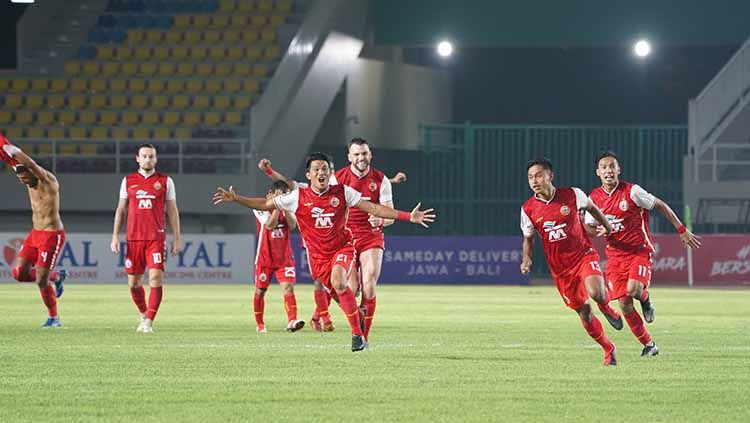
[0,2,28,69]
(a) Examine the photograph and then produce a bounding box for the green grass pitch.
[1,284,748,422]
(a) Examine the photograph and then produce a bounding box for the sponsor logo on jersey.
[330,197,340,207]
[543,221,568,242]
[135,190,156,209]
[369,182,377,192]
[154,181,162,191]
[312,207,334,228]
[605,215,626,233]
[560,205,570,216]
[619,200,629,211]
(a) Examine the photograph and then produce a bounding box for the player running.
[586,150,701,357]
[251,181,304,333]
[214,152,434,351]
[111,144,181,333]
[520,157,621,365]
[1,135,68,327]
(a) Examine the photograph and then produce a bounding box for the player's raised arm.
[652,197,701,249]
[389,171,407,185]
[2,144,52,183]
[212,185,277,211]
[585,199,612,236]
[284,208,298,231]
[356,200,435,228]
[258,159,295,190]
[264,209,281,230]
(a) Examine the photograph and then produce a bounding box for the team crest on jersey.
[153,181,162,191]
[125,259,132,269]
[259,273,267,282]
[619,200,628,211]
[560,205,570,216]
[330,197,340,207]
[369,182,377,192]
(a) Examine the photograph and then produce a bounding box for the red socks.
[253,294,265,325]
[597,301,620,320]
[640,289,649,302]
[145,287,163,321]
[624,310,652,345]
[581,316,615,352]
[12,267,59,283]
[336,287,363,336]
[314,290,332,324]
[39,285,58,317]
[361,296,377,339]
[130,286,147,314]
[283,293,297,321]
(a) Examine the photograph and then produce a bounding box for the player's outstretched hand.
[213,185,237,205]
[110,238,120,254]
[258,159,272,173]
[595,225,608,237]
[409,202,436,228]
[390,172,407,185]
[171,238,181,256]
[520,258,532,275]
[368,214,383,228]
[681,230,701,249]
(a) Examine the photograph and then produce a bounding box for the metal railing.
[694,143,750,182]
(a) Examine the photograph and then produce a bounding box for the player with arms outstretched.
[520,158,621,365]
[586,150,701,357]
[111,144,181,333]
[214,152,434,351]
[1,135,67,327]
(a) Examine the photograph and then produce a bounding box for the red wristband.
[264,166,274,176]
[677,225,686,234]
[396,211,410,221]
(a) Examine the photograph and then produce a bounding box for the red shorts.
[352,231,385,255]
[553,252,603,310]
[254,265,296,289]
[125,240,165,275]
[18,229,66,269]
[605,253,652,300]
[308,244,356,292]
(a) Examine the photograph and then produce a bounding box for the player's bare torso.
[27,171,64,231]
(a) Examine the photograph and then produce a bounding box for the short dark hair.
[13,164,29,174]
[305,152,333,170]
[348,137,369,151]
[270,180,290,193]
[526,157,553,171]
[595,150,619,166]
[137,143,157,155]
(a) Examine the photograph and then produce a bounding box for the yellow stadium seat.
[103,62,120,76]
[88,128,107,140]
[209,46,226,61]
[193,15,210,28]
[110,95,128,108]
[64,62,81,76]
[58,110,76,124]
[16,142,35,154]
[90,94,108,108]
[131,95,150,109]
[165,30,182,43]
[250,15,267,26]
[184,30,201,43]
[142,111,160,125]
[26,95,44,109]
[174,15,191,28]
[11,79,29,92]
[242,30,259,43]
[133,127,151,140]
[127,29,144,43]
[4,94,23,108]
[186,80,203,94]
[69,127,87,139]
[215,63,232,77]
[204,30,221,44]
[193,95,210,109]
[210,15,229,28]
[0,79,8,90]
[219,0,235,12]
[146,30,163,43]
[172,46,189,60]
[31,79,49,91]
[46,95,65,109]
[233,63,251,76]
[233,95,253,109]
[177,63,194,76]
[99,111,118,125]
[225,111,243,125]
[112,127,129,139]
[158,62,176,76]
[246,46,262,61]
[79,110,97,125]
[0,111,12,124]
[97,45,114,60]
[204,112,221,126]
[189,46,207,61]
[68,95,87,109]
[16,111,33,125]
[205,80,222,93]
[241,79,259,92]
[172,95,190,109]
[153,127,171,139]
[38,142,53,154]
[213,95,231,109]
[60,143,78,154]
[89,78,106,93]
[83,61,100,76]
[265,45,281,60]
[121,62,138,76]
[49,79,67,93]
[26,127,45,139]
[261,29,277,43]
[174,127,191,139]
[183,111,201,127]
[116,46,134,60]
[139,63,157,76]
[109,79,127,93]
[254,64,270,78]
[129,79,146,93]
[121,111,139,125]
[166,80,184,93]
[47,127,65,139]
[227,46,244,61]
[153,46,169,60]
[4,127,24,139]
[237,0,254,12]
[37,110,55,125]
[257,0,273,12]
[224,79,241,93]
[164,112,181,126]
[147,79,165,93]
[223,29,241,42]
[151,96,168,109]
[135,47,151,61]
[196,63,213,77]
[69,79,87,92]
[81,142,101,154]
[269,14,285,26]
[276,0,292,12]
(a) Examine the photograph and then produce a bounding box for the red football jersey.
[587,180,656,257]
[273,183,362,261]
[331,166,392,236]
[119,170,175,241]
[253,209,295,268]
[521,187,595,277]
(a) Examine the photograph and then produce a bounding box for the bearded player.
[214,152,434,351]
[1,135,67,327]
[586,150,701,357]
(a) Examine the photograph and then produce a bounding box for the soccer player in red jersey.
[251,180,304,333]
[520,157,621,365]
[214,152,434,352]
[1,136,68,327]
[586,150,701,357]
[110,144,181,333]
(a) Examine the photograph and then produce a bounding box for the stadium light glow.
[436,41,453,57]
[633,39,651,58]
[11,0,36,3]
